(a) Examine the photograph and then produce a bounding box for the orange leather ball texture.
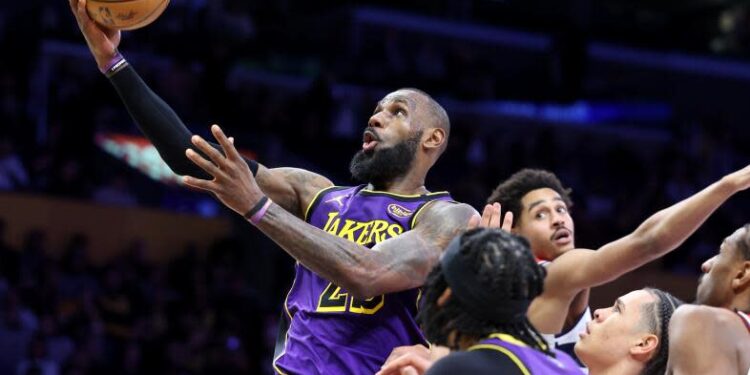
[86,0,170,31]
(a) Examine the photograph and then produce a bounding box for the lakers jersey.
[470,333,584,374]
[273,185,453,375]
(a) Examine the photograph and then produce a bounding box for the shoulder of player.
[414,201,477,226]
[428,349,521,375]
[672,304,744,330]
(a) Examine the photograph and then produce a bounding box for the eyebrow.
[376,96,413,110]
[615,298,625,312]
[527,197,564,212]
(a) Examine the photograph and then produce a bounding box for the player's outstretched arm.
[549,164,750,295]
[181,127,480,298]
[70,0,331,217]
[666,305,745,375]
[108,67,331,216]
[69,0,121,73]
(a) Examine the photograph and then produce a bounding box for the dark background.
[1,0,750,373]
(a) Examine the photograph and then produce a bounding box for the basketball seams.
[87,0,169,30]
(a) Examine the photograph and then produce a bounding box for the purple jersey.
[470,333,585,375]
[273,185,453,375]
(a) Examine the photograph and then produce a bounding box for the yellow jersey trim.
[409,199,446,228]
[468,344,531,375]
[272,261,300,375]
[487,333,529,347]
[360,189,450,199]
[303,185,339,222]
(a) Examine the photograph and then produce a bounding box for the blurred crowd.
[0,218,281,374]
[2,0,750,374]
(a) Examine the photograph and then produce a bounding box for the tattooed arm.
[256,200,478,298]
[180,125,478,297]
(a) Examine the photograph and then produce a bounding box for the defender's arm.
[549,167,749,295]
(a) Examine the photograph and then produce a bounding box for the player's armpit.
[255,166,333,218]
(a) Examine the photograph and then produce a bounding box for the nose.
[368,113,384,129]
[551,214,565,228]
[593,308,609,322]
[701,257,715,274]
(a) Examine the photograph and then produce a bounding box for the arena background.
[1,1,750,373]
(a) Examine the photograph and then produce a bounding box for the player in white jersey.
[667,224,750,375]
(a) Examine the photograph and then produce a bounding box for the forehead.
[378,90,423,108]
[617,290,657,319]
[520,188,564,209]
[727,227,747,245]
[622,290,656,306]
[721,227,747,254]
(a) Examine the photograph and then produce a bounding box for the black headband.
[440,235,530,325]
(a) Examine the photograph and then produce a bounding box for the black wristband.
[248,159,259,175]
[244,196,269,219]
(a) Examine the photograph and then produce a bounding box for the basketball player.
[574,288,683,375]
[381,284,682,375]
[68,1,482,374]
[666,225,750,375]
[409,228,584,375]
[381,166,750,373]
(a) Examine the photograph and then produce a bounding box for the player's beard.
[349,130,422,189]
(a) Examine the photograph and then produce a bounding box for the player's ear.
[731,260,750,291]
[422,127,445,151]
[437,288,452,308]
[629,334,658,362]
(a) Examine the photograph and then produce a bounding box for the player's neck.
[588,359,643,375]
[729,293,750,313]
[369,171,428,195]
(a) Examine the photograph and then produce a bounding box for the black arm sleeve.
[108,64,209,177]
[425,349,526,375]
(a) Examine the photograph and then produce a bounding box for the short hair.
[398,88,450,138]
[639,288,684,375]
[418,228,551,354]
[487,169,573,227]
[736,224,750,260]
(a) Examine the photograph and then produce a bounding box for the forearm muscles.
[255,201,476,298]
[633,178,735,258]
[255,203,394,297]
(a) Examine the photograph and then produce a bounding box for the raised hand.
[376,345,434,375]
[724,164,750,192]
[183,125,265,216]
[467,202,513,231]
[68,0,121,71]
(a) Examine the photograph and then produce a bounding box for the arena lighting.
[443,99,672,125]
[95,133,256,184]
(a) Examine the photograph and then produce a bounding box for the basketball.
[86,0,169,31]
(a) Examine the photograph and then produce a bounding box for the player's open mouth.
[551,229,572,245]
[362,131,379,151]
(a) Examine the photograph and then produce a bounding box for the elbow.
[338,268,385,300]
